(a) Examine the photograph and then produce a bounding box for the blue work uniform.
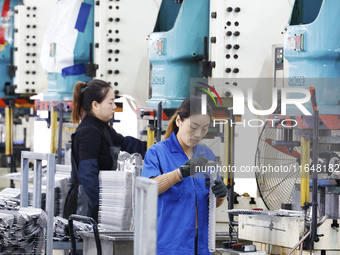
[142,131,216,255]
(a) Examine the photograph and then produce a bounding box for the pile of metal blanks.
[0,164,71,217]
[99,171,134,231]
[0,207,47,254]
[52,164,72,217]
[27,164,71,217]
[98,152,143,231]
[0,186,57,215]
[53,216,93,241]
[0,188,20,210]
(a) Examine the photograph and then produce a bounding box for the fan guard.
[255,123,301,210]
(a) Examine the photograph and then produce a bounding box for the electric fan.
[255,123,301,210]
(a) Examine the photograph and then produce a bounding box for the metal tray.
[79,231,134,255]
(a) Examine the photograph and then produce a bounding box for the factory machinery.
[207,0,340,254]
[147,0,340,254]
[0,0,160,167]
[0,0,159,254]
[0,0,339,254]
[246,0,340,254]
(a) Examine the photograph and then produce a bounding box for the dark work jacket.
[63,113,146,222]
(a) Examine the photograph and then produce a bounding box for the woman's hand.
[179,155,209,178]
[206,179,227,198]
[211,179,227,198]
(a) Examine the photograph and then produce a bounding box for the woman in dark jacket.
[64,79,146,222]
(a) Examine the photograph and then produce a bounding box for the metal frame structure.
[20,151,55,255]
[134,177,158,255]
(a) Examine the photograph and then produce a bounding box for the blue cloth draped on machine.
[40,0,94,101]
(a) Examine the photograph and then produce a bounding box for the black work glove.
[206,179,227,198]
[179,155,209,178]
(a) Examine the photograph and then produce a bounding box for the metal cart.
[68,214,133,255]
[80,231,133,255]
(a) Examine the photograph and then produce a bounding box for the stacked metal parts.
[0,190,47,252]
[0,207,47,254]
[0,164,71,217]
[53,216,92,242]
[42,164,71,217]
[27,164,71,217]
[0,188,20,210]
[98,152,142,231]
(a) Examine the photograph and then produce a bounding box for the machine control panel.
[275,47,284,70]
[151,38,165,55]
[287,33,304,51]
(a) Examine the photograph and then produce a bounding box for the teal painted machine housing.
[146,0,210,109]
[0,0,22,98]
[44,0,94,101]
[284,0,340,115]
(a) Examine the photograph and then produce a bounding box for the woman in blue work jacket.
[142,96,227,255]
